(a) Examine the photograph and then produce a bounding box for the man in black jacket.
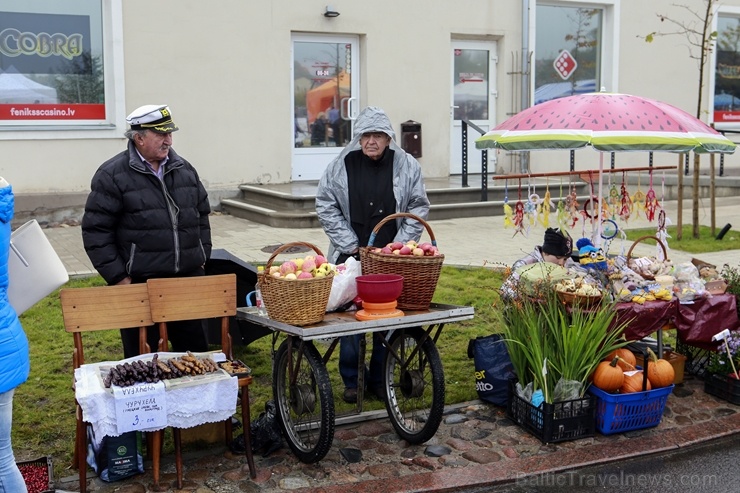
[82,104,212,358]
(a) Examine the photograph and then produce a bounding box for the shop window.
[0,0,121,131]
[534,2,606,105]
[714,13,740,128]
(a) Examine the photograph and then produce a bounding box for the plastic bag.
[468,334,516,406]
[553,378,582,402]
[249,400,283,457]
[326,256,361,312]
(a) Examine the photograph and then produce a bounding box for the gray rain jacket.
[316,106,430,263]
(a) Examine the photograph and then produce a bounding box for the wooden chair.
[60,283,155,493]
[147,273,256,486]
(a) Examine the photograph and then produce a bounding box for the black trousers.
[120,268,209,359]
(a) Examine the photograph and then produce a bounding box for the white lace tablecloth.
[75,352,238,438]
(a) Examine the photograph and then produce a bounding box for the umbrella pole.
[595,152,604,247]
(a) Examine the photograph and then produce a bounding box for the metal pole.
[461,121,469,187]
[481,150,488,201]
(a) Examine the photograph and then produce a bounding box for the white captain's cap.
[126,104,178,133]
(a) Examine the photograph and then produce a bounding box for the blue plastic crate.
[588,384,674,435]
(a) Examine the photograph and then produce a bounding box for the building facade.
[2,0,740,221]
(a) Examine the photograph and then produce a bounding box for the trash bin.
[204,249,271,346]
[400,120,422,158]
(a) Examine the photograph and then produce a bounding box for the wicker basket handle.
[263,241,326,278]
[626,235,668,261]
[367,212,436,248]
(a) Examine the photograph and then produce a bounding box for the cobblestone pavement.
[54,376,739,493]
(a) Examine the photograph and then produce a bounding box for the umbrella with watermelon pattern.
[475,92,735,154]
[475,91,735,245]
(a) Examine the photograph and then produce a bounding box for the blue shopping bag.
[467,333,516,406]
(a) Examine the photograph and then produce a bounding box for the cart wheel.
[273,338,334,463]
[382,327,445,444]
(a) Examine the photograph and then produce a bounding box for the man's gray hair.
[124,129,148,141]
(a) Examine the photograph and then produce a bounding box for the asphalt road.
[460,435,740,493]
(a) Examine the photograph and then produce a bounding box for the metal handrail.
[460,119,488,201]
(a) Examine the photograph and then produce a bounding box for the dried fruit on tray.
[218,359,252,377]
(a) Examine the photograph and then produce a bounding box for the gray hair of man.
[123,128,149,141]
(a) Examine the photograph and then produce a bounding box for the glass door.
[292,34,359,181]
[450,40,497,175]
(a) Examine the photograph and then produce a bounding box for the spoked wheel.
[382,327,445,444]
[273,337,334,463]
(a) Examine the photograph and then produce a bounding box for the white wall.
[2,0,739,205]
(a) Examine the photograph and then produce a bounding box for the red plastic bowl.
[355,274,404,303]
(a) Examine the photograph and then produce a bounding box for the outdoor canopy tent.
[0,66,58,104]
[306,71,349,123]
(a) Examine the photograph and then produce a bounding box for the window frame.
[0,0,125,140]
[531,0,619,105]
[711,6,740,131]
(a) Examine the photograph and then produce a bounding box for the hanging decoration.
[513,179,525,237]
[503,180,514,229]
[566,179,580,229]
[556,178,569,231]
[644,168,660,222]
[607,172,619,220]
[631,172,647,218]
[656,209,671,260]
[618,172,633,222]
[524,178,539,230]
[539,180,556,228]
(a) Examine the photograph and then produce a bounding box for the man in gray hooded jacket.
[316,106,430,403]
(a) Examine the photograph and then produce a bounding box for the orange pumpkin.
[606,348,636,371]
[620,371,652,393]
[646,348,675,388]
[592,357,624,392]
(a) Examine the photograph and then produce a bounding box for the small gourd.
[646,348,675,388]
[606,348,637,371]
[620,371,652,394]
[592,357,624,392]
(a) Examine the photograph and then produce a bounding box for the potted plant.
[704,329,740,405]
[497,285,629,442]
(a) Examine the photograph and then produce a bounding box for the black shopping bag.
[467,333,516,406]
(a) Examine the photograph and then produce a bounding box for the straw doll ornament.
[502,181,514,229]
[525,191,539,229]
[538,187,556,228]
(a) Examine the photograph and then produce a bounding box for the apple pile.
[370,240,441,257]
[268,254,335,280]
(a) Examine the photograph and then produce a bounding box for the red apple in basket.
[390,241,404,251]
[380,246,393,254]
[315,255,327,267]
[399,245,413,255]
[419,242,434,254]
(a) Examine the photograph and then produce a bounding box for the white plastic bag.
[326,257,361,312]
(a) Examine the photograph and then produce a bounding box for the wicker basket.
[360,212,444,311]
[260,242,334,326]
[556,290,603,308]
[626,235,669,280]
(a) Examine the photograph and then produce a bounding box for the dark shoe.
[367,385,386,400]
[343,387,358,403]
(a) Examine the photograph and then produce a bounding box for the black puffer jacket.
[82,141,211,285]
